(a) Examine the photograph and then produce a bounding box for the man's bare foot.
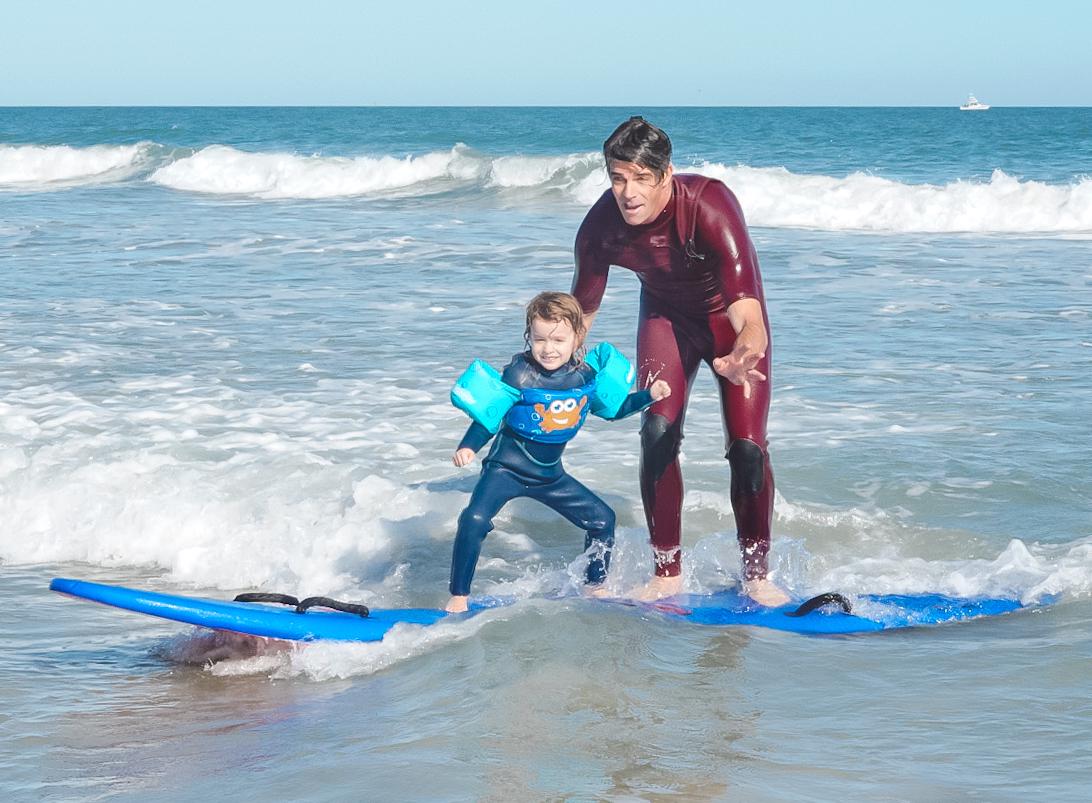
[630,574,683,602]
[743,578,791,607]
[444,595,469,614]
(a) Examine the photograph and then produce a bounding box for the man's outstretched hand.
[712,341,767,400]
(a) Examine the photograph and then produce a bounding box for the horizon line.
[3,103,1090,110]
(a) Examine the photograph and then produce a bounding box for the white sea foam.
[696,164,1092,234]
[571,162,1092,234]
[148,144,485,199]
[153,527,1091,680]
[487,151,602,190]
[0,142,153,187]
[206,608,506,680]
[7,139,1090,233]
[6,387,1086,606]
[811,538,1092,604]
[0,381,465,598]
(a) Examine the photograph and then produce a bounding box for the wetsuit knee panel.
[727,438,766,496]
[641,413,682,481]
[593,505,617,535]
[457,507,494,537]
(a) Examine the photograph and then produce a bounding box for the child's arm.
[453,422,493,466]
[453,357,527,466]
[603,379,671,420]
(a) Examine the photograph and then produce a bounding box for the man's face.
[608,159,674,226]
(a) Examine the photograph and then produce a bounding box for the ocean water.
[2,106,1091,801]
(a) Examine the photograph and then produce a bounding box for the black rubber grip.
[785,592,853,617]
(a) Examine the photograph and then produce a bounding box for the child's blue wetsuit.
[450,352,654,597]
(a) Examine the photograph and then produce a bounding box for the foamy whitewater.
[3,107,1091,801]
[6,138,1092,234]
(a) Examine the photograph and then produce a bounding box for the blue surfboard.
[51,577,1036,640]
[50,577,446,642]
[616,590,1028,634]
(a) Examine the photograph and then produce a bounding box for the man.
[571,116,789,606]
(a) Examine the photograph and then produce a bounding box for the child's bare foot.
[629,574,683,602]
[444,595,469,614]
[743,578,790,607]
[585,584,613,599]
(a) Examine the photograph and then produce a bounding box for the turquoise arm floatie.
[450,360,521,434]
[584,342,636,419]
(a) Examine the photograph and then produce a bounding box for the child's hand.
[649,379,671,401]
[453,448,476,467]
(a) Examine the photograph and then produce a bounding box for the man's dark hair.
[603,116,672,179]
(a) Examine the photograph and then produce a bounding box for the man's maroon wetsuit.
[572,173,774,580]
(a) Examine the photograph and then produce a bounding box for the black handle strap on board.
[234,592,370,618]
[296,597,370,617]
[785,592,853,617]
[234,592,300,606]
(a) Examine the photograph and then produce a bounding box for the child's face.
[528,316,580,371]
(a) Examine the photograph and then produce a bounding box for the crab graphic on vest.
[535,395,588,433]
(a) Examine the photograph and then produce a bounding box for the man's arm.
[694,181,769,399]
[713,298,767,399]
[572,205,611,331]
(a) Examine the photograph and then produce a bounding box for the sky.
[2,0,1090,106]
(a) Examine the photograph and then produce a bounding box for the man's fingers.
[714,353,768,388]
[740,350,765,370]
[735,344,764,360]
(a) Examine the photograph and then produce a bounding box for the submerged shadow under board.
[50,577,1042,641]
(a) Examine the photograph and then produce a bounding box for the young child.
[445,291,670,613]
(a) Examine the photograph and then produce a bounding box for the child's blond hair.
[524,291,587,363]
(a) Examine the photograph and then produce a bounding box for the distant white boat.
[960,94,990,111]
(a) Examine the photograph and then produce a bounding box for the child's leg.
[527,474,616,584]
[450,466,525,596]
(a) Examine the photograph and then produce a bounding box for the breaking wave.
[701,164,1092,234]
[5,139,1092,233]
[0,142,156,188]
[148,144,486,199]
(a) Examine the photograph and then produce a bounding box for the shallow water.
[3,107,1092,800]
[11,567,1092,802]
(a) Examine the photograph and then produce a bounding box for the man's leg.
[635,297,704,591]
[726,437,775,581]
[709,309,787,606]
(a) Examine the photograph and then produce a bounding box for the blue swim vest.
[450,343,637,438]
[504,384,594,443]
